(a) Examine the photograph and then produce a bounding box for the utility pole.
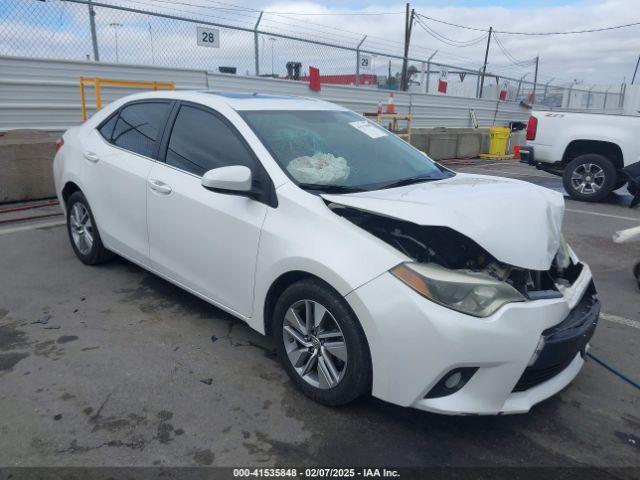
[109,22,122,63]
[632,54,640,84]
[254,11,263,76]
[87,0,100,61]
[479,26,492,99]
[400,4,415,91]
[532,55,539,103]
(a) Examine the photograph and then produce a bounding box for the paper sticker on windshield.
[349,120,388,139]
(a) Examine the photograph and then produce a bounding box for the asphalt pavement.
[0,159,638,471]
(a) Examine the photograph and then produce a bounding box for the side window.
[111,102,170,158]
[98,113,118,141]
[166,105,256,176]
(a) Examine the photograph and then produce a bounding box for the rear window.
[110,102,170,158]
[98,113,118,141]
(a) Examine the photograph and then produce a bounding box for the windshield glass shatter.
[240,110,450,192]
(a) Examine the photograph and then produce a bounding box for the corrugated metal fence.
[0,55,531,132]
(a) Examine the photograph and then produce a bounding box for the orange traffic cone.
[385,92,395,114]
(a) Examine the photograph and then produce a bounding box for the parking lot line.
[565,208,640,222]
[459,167,554,180]
[600,313,640,330]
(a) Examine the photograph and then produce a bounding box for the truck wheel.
[563,154,617,202]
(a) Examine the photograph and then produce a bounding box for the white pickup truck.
[520,111,640,202]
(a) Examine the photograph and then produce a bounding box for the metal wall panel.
[1,55,531,132]
[0,56,208,131]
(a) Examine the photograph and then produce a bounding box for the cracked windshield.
[241,110,449,191]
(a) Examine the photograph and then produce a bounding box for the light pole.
[109,22,122,63]
[268,37,276,77]
[148,23,155,65]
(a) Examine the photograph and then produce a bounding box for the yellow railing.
[79,77,176,121]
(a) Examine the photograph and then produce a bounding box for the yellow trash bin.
[487,127,511,156]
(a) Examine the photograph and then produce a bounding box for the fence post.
[88,0,100,61]
[566,85,573,108]
[603,86,610,110]
[425,51,437,95]
[355,35,366,87]
[254,11,263,76]
[587,86,594,109]
[420,61,426,93]
[619,83,626,109]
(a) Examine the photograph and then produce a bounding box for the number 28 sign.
[197,27,220,48]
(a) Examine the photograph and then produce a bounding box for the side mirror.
[201,165,252,193]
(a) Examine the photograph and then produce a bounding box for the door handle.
[83,151,99,163]
[148,179,172,195]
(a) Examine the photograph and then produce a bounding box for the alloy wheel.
[571,163,605,194]
[282,299,348,389]
[69,202,94,255]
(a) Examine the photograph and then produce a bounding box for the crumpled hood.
[322,173,565,270]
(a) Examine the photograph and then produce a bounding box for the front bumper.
[346,262,597,415]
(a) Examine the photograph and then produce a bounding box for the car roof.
[119,90,349,112]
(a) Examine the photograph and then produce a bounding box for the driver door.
[146,103,268,317]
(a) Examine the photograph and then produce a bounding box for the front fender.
[248,183,405,334]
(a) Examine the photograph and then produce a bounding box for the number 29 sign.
[197,27,220,48]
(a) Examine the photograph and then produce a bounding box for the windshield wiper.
[298,183,366,194]
[375,175,440,190]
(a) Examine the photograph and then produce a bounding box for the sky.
[249,0,640,86]
[1,0,639,88]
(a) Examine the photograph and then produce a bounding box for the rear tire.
[273,278,371,406]
[562,154,617,202]
[66,191,113,265]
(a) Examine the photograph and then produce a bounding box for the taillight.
[55,137,64,151]
[526,116,538,141]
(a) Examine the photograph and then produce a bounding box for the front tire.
[273,278,372,406]
[66,191,113,265]
[562,154,617,202]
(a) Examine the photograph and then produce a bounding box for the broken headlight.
[391,263,525,318]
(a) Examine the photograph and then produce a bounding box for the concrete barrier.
[0,126,522,204]
[410,127,488,160]
[0,130,57,203]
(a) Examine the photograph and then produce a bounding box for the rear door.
[86,100,172,265]
[146,102,268,316]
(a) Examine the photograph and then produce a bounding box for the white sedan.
[53,91,600,415]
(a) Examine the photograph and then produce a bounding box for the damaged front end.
[330,204,586,316]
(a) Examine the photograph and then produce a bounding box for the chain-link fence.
[0,0,625,110]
